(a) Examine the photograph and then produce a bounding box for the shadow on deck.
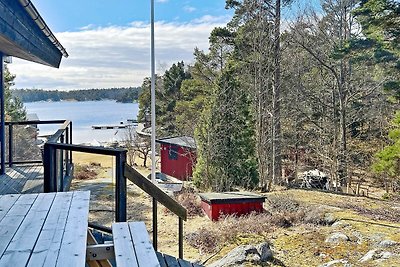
[0,164,44,195]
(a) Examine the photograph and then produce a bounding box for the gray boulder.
[324,213,337,225]
[359,249,378,262]
[331,221,351,228]
[378,240,398,248]
[207,242,273,267]
[359,249,393,262]
[325,233,350,244]
[256,242,273,262]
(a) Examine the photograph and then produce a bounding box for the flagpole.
[150,0,156,184]
[150,0,158,251]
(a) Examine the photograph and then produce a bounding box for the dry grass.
[70,154,400,266]
[73,152,114,168]
[185,194,333,254]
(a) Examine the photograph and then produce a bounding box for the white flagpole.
[150,0,156,184]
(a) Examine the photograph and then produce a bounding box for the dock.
[92,123,136,130]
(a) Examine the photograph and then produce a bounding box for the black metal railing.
[43,142,128,222]
[42,122,188,259]
[5,120,71,166]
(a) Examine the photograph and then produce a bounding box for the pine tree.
[4,65,26,121]
[373,111,400,192]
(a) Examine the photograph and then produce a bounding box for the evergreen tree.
[4,65,26,121]
[373,111,400,192]
[194,64,258,191]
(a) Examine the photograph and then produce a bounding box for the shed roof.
[156,136,196,149]
[0,0,67,67]
[199,192,265,204]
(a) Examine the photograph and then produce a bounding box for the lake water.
[24,100,139,144]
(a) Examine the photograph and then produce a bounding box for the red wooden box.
[199,192,265,221]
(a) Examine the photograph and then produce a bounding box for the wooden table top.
[0,191,90,267]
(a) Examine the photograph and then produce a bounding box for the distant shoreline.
[11,87,141,103]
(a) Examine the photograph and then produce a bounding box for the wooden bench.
[87,222,203,267]
[112,222,160,267]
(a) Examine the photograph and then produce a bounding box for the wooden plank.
[0,168,23,194]
[163,254,180,267]
[21,165,44,193]
[13,165,36,194]
[0,194,38,258]
[125,165,187,221]
[0,165,33,195]
[55,191,90,267]
[0,194,19,221]
[27,192,74,267]
[0,193,56,267]
[128,222,160,267]
[112,222,139,267]
[156,252,168,267]
[178,258,194,267]
[0,165,44,195]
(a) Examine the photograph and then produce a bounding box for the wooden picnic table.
[0,191,90,267]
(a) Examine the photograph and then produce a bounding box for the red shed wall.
[160,144,196,180]
[201,200,264,221]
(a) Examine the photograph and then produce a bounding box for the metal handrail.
[5,120,72,166]
[39,120,187,259]
[124,164,187,258]
[43,141,127,222]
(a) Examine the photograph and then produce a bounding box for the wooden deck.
[0,164,44,195]
[0,191,90,266]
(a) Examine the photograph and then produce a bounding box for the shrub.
[185,227,220,253]
[74,164,98,180]
[267,194,301,213]
[175,189,204,217]
[186,213,272,253]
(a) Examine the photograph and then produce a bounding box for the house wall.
[160,144,196,181]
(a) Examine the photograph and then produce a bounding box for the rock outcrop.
[207,242,273,267]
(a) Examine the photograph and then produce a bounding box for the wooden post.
[69,121,73,164]
[179,217,183,259]
[8,124,13,167]
[43,143,57,192]
[0,52,5,175]
[153,197,158,251]
[115,151,127,222]
[65,126,69,175]
[59,134,64,191]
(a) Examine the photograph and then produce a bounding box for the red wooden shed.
[156,136,196,181]
[199,192,265,221]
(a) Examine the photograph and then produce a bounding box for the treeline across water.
[11,87,141,103]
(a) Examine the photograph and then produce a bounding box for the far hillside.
[11,87,141,103]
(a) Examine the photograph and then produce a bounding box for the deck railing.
[124,164,187,258]
[5,120,71,166]
[43,142,128,221]
[43,128,187,258]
